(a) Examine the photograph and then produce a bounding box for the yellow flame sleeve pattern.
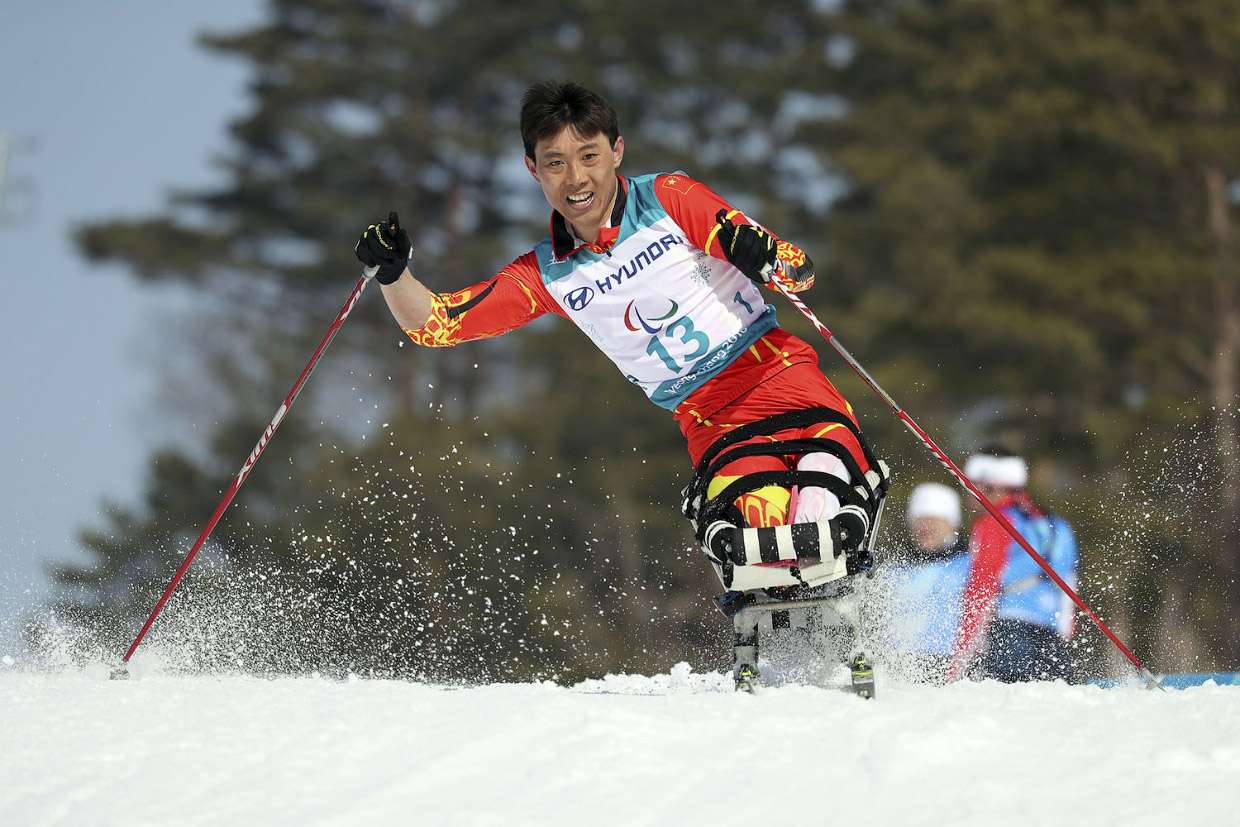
[402,290,471,348]
[773,240,815,292]
[401,274,544,348]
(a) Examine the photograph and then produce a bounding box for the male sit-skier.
[354,80,889,691]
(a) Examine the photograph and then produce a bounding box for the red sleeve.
[652,174,815,292]
[947,514,1009,681]
[403,252,565,347]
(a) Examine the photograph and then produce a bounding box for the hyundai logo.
[565,286,594,311]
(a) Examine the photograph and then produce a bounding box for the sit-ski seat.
[681,408,889,693]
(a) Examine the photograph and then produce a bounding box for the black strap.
[695,408,872,475]
[701,439,870,509]
[685,407,888,546]
[708,470,866,522]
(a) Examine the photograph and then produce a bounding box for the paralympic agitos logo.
[624,299,680,334]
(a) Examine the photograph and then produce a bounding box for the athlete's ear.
[612,136,624,168]
[524,154,540,182]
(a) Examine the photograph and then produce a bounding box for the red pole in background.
[772,280,1164,689]
[114,274,372,675]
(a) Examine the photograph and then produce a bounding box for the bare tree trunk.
[1204,160,1240,665]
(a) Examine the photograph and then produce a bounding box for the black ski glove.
[715,209,778,285]
[354,211,411,285]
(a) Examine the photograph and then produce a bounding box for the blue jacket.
[881,539,971,657]
[993,504,1079,638]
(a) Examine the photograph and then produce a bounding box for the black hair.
[519,80,620,160]
[978,443,1020,459]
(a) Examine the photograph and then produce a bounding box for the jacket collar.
[550,176,628,261]
[991,489,1044,518]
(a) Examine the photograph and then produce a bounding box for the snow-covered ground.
[3,661,1238,826]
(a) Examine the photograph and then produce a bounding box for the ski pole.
[771,279,1164,689]
[113,270,374,677]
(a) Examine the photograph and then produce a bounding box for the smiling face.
[524,126,624,245]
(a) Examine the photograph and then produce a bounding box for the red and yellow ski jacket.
[403,172,816,415]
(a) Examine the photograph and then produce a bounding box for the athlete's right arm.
[384,252,564,347]
[379,269,435,330]
[353,215,562,347]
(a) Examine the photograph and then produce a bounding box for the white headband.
[963,454,1027,489]
[907,486,962,530]
[906,482,962,529]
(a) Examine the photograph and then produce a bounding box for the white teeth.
[567,193,592,204]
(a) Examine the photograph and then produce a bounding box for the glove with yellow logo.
[715,209,778,285]
[354,211,411,285]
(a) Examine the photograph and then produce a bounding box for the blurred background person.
[949,447,1079,683]
[904,482,968,563]
[879,482,971,682]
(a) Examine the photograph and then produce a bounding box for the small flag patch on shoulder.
[661,174,697,195]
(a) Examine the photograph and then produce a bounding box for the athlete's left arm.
[652,174,815,292]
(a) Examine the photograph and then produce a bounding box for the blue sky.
[0,1,265,620]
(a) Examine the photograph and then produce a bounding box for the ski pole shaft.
[121,275,371,664]
[773,280,1161,686]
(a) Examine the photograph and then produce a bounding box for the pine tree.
[60,0,835,679]
[813,0,1240,668]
